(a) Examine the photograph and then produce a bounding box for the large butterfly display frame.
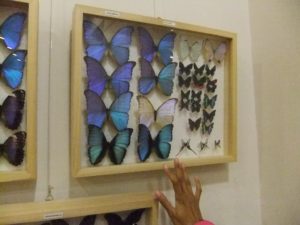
[0,192,158,225]
[71,4,237,178]
[0,0,38,183]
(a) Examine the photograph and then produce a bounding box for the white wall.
[249,1,300,224]
[1,1,262,225]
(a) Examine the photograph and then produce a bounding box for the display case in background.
[0,0,38,182]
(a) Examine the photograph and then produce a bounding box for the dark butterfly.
[0,131,26,166]
[84,56,136,96]
[190,90,202,113]
[0,50,27,89]
[0,89,25,130]
[88,125,133,165]
[138,124,173,161]
[215,139,221,149]
[180,90,190,111]
[178,75,192,88]
[176,139,197,156]
[105,209,145,225]
[201,122,214,135]
[138,27,176,65]
[83,21,133,65]
[199,139,208,151]
[137,96,177,128]
[192,64,206,89]
[41,215,96,225]
[188,118,201,131]
[84,90,132,131]
[203,94,217,109]
[206,79,217,93]
[205,65,216,76]
[203,109,216,123]
[179,62,193,75]
[138,58,177,96]
[0,12,27,50]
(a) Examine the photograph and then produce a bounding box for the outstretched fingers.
[194,176,202,202]
[155,191,175,217]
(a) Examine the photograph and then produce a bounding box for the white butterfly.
[179,39,202,62]
[202,39,227,64]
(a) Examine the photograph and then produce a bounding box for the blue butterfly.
[88,125,133,165]
[0,50,27,89]
[138,58,177,96]
[84,56,135,96]
[0,12,27,50]
[84,90,132,131]
[138,27,176,65]
[83,21,133,65]
[137,124,173,162]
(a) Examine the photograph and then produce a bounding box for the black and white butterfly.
[180,90,190,111]
[190,90,202,112]
[205,64,216,76]
[199,139,208,151]
[188,118,201,131]
[192,64,207,89]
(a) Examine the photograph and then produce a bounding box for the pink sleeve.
[194,220,215,225]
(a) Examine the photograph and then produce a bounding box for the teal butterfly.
[203,94,217,109]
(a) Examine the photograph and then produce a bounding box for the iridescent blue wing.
[84,90,107,128]
[87,125,108,165]
[138,58,156,95]
[125,209,145,225]
[79,215,97,225]
[138,27,156,63]
[1,50,27,89]
[83,20,107,61]
[109,128,133,164]
[84,56,108,96]
[109,92,133,131]
[154,124,173,159]
[137,124,152,162]
[111,61,136,97]
[104,213,123,225]
[158,32,176,65]
[0,13,26,50]
[158,62,177,96]
[111,26,134,65]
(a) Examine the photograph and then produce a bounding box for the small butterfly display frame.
[0,192,157,225]
[0,0,38,183]
[71,5,237,178]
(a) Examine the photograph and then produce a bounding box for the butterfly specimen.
[105,209,145,225]
[179,62,193,76]
[41,215,96,225]
[138,123,173,161]
[188,118,201,131]
[205,64,216,76]
[199,139,208,151]
[180,90,190,111]
[84,56,136,96]
[137,96,177,128]
[192,64,206,89]
[84,90,132,131]
[203,94,217,109]
[0,12,27,50]
[214,139,221,149]
[178,39,201,62]
[201,122,214,136]
[190,90,202,113]
[0,50,27,89]
[0,89,25,130]
[87,125,133,165]
[138,58,177,96]
[83,21,133,65]
[0,131,26,166]
[178,74,192,88]
[138,27,176,65]
[176,139,197,156]
[203,109,216,124]
[202,39,227,64]
[206,79,217,93]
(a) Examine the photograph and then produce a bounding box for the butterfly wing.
[137,96,155,127]
[84,56,108,96]
[111,26,134,65]
[83,20,107,61]
[0,90,25,130]
[138,27,156,63]
[206,79,217,93]
[108,128,133,164]
[158,62,177,96]
[138,58,156,95]
[203,110,216,123]
[104,213,123,225]
[190,41,201,62]
[111,61,136,96]
[109,92,133,131]
[156,98,177,127]
[180,90,190,111]
[87,125,108,165]
[0,13,26,50]
[188,118,201,131]
[125,209,145,225]
[214,43,227,63]
[79,215,97,225]
[154,124,173,159]
[84,90,107,128]
[205,65,216,76]
[137,124,152,162]
[1,50,27,89]
[202,39,214,63]
[179,39,189,61]
[158,32,176,65]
